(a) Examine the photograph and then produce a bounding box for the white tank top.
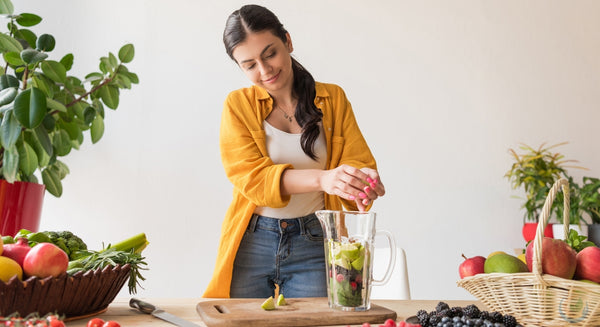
[254,121,327,218]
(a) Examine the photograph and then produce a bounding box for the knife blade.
[130,298,202,327]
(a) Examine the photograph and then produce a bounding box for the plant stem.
[65,64,121,109]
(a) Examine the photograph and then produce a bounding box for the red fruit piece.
[383,319,396,327]
[87,318,105,327]
[525,237,577,279]
[336,273,345,282]
[362,323,372,327]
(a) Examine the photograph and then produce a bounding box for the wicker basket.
[457,178,600,327]
[0,264,130,318]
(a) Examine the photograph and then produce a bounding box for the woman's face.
[232,30,294,95]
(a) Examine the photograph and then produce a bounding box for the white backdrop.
[14,1,600,300]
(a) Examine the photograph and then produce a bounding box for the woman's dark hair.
[223,4,323,160]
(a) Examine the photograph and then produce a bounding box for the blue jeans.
[230,213,327,298]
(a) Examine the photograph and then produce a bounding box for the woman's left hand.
[355,168,385,211]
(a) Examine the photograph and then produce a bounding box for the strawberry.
[383,319,396,327]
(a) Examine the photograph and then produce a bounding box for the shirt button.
[281,221,288,228]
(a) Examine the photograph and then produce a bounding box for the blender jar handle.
[372,230,396,286]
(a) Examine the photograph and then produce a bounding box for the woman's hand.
[355,167,385,211]
[320,165,385,211]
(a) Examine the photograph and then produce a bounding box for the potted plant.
[505,142,581,241]
[579,177,600,246]
[0,0,138,236]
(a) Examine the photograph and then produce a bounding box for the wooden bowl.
[0,264,131,318]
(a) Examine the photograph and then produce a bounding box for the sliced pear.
[261,296,276,310]
[351,254,364,271]
[277,293,287,306]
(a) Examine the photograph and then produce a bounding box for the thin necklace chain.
[275,104,295,123]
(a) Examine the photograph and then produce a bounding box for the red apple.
[459,254,486,279]
[525,237,577,279]
[22,243,69,278]
[575,246,600,283]
[2,237,32,267]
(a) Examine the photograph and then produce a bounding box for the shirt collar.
[254,82,330,102]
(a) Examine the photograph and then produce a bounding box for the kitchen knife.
[130,298,202,327]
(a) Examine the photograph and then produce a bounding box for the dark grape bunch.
[416,302,522,327]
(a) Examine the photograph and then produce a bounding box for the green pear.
[484,253,529,273]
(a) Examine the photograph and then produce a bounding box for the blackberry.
[436,301,450,313]
[436,309,449,318]
[463,304,481,318]
[503,314,517,327]
[479,311,490,321]
[490,311,503,323]
[428,314,441,325]
[416,309,429,325]
[449,306,464,317]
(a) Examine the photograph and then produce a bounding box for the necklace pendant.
[285,114,292,122]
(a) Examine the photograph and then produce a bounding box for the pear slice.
[277,293,287,306]
[261,296,276,310]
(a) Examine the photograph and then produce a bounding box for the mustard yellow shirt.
[203,82,377,298]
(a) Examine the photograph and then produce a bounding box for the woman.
[203,4,385,299]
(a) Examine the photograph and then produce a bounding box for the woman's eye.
[265,51,276,58]
[246,63,256,70]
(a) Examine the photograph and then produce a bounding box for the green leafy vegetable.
[566,229,595,252]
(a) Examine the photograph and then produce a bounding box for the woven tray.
[0,264,130,318]
[457,178,600,326]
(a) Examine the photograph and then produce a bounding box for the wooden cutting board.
[196,297,397,327]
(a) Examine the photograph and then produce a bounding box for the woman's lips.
[263,71,280,84]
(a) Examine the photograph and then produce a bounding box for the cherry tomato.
[49,318,66,327]
[102,321,121,327]
[87,318,105,327]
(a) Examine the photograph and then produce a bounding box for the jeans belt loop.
[248,214,259,232]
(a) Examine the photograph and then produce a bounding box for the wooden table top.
[64,298,483,327]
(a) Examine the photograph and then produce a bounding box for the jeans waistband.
[248,213,319,234]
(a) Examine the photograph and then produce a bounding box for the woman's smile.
[263,71,280,84]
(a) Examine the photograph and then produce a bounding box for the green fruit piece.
[261,296,276,310]
[351,255,364,271]
[340,243,360,261]
[335,258,351,270]
[277,294,287,306]
[484,253,529,273]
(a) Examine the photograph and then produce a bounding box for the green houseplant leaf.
[0,0,14,15]
[118,43,135,63]
[18,141,38,176]
[2,145,18,182]
[21,48,48,64]
[0,33,23,53]
[13,87,46,128]
[0,109,21,148]
[36,33,55,51]
[15,13,42,27]
[41,60,67,83]
[0,87,17,106]
[42,166,62,197]
[90,114,104,143]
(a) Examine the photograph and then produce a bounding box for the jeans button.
[281,221,288,228]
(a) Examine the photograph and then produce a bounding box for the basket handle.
[531,178,570,283]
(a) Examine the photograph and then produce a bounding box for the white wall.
[15,1,600,300]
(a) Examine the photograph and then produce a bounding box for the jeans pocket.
[302,217,324,242]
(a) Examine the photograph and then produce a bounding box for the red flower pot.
[522,222,554,242]
[0,180,45,236]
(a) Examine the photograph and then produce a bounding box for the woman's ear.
[285,32,294,53]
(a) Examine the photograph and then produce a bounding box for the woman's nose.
[257,61,271,75]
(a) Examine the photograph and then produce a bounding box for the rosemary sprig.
[67,247,148,294]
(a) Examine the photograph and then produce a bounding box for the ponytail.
[292,58,323,161]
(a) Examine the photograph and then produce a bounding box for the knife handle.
[130,298,157,314]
